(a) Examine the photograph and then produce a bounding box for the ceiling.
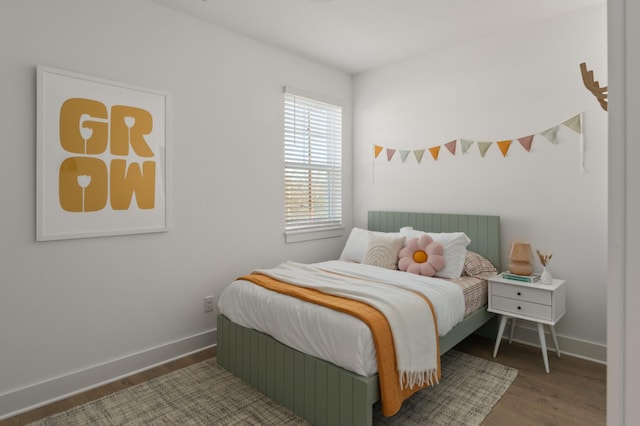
[152,0,604,75]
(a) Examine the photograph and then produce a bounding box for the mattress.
[218,261,486,377]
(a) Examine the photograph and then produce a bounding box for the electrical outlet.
[204,295,215,313]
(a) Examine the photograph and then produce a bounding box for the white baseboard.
[500,323,606,364]
[0,329,216,421]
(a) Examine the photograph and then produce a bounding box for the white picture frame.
[36,66,169,241]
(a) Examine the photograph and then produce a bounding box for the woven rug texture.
[28,350,517,426]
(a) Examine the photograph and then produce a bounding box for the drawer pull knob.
[517,306,522,310]
[517,292,522,296]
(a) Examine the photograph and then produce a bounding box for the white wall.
[353,4,607,359]
[0,0,352,417]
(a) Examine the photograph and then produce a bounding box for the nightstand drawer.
[491,295,552,321]
[492,282,551,305]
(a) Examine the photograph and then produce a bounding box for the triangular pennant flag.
[563,114,582,134]
[429,146,440,160]
[399,150,410,162]
[460,139,474,154]
[413,149,425,163]
[477,141,492,158]
[496,140,512,157]
[386,148,396,161]
[374,145,383,158]
[517,135,534,152]
[445,140,457,155]
[540,126,559,144]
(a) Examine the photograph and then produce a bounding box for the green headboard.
[368,211,501,271]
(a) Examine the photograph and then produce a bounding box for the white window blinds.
[284,91,343,235]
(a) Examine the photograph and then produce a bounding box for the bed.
[216,211,500,426]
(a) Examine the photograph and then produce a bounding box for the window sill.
[284,226,344,243]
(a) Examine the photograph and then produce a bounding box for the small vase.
[540,267,553,284]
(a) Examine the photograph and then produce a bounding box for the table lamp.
[508,241,533,276]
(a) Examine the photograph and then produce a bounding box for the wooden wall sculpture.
[580,62,608,111]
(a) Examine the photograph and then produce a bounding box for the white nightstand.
[488,274,566,373]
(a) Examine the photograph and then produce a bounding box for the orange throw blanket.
[239,273,441,417]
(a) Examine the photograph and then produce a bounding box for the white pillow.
[400,227,471,278]
[339,227,401,263]
[361,233,406,270]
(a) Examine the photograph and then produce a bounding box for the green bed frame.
[217,211,500,425]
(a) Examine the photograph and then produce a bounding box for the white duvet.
[218,260,465,377]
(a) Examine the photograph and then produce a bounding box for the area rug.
[28,350,517,425]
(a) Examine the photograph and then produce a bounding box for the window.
[284,91,343,242]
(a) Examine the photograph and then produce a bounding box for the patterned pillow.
[463,251,498,278]
[361,233,406,270]
[339,227,402,263]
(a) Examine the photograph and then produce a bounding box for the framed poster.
[36,66,169,241]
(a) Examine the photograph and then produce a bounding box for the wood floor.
[2,335,605,425]
[456,335,606,426]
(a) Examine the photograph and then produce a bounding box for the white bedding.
[218,260,465,377]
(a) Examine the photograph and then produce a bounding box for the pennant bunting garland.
[429,146,440,160]
[564,113,586,172]
[445,140,457,155]
[477,142,492,158]
[496,140,512,157]
[540,126,559,144]
[386,148,396,161]
[371,113,584,166]
[563,114,581,133]
[518,135,534,152]
[460,139,474,154]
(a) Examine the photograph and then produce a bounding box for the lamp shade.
[509,242,532,261]
[508,241,533,275]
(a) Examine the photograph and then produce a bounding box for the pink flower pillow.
[398,235,446,276]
